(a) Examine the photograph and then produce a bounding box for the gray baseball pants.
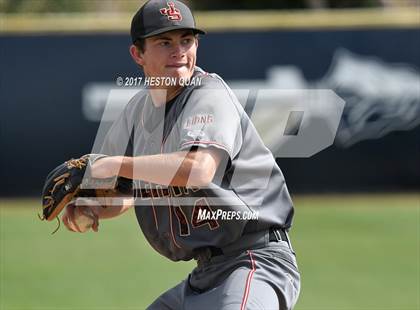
[147,230,300,310]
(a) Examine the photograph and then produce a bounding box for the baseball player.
[62,1,300,309]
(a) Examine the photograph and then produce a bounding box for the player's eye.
[182,38,192,45]
[158,41,170,47]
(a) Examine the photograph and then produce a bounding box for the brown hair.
[133,39,146,53]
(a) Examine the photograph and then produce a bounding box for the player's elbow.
[189,166,215,187]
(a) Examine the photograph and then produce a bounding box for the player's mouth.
[166,63,188,68]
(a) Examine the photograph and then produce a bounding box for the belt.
[200,227,290,259]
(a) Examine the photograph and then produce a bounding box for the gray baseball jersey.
[100,67,294,262]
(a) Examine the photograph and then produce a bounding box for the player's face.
[135,30,198,83]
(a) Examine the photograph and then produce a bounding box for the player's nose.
[170,43,185,58]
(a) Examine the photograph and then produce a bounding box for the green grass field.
[1,194,419,310]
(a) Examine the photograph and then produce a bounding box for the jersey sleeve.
[178,78,243,159]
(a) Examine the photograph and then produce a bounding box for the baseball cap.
[131,0,206,43]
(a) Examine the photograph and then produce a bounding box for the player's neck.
[149,85,183,107]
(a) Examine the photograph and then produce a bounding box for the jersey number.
[173,198,219,237]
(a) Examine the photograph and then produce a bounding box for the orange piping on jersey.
[150,196,159,231]
[144,182,159,231]
[140,96,146,129]
[168,198,182,249]
[160,120,183,250]
[240,250,256,310]
[180,140,229,154]
[161,137,166,153]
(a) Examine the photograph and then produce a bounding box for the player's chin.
[165,66,193,80]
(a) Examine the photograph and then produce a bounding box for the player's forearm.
[91,152,215,187]
[119,152,211,186]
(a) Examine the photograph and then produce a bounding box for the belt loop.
[284,230,296,256]
[273,228,282,242]
[264,229,270,246]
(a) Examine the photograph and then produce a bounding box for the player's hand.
[90,156,123,179]
[62,204,99,233]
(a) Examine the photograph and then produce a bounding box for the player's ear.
[129,45,145,66]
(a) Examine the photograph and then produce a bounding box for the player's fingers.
[85,206,100,232]
[91,211,99,232]
[62,213,76,232]
[62,204,78,232]
[92,220,99,232]
[61,208,72,231]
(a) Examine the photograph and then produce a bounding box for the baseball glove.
[40,154,132,232]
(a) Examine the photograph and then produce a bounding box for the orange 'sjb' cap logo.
[160,2,183,21]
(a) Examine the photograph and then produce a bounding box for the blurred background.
[0,1,419,309]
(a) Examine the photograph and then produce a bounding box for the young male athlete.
[63,1,300,309]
